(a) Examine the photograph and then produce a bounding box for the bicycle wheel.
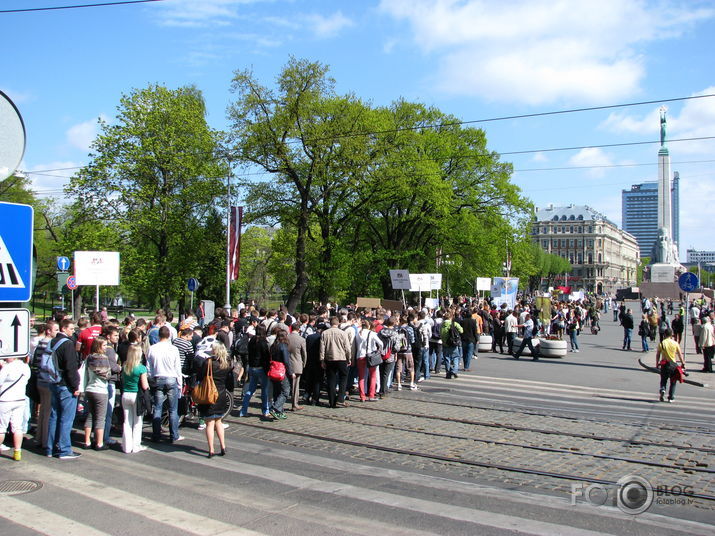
[222,392,233,420]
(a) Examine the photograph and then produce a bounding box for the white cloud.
[0,88,33,104]
[153,0,255,28]
[66,117,103,153]
[532,152,548,163]
[601,87,715,154]
[568,147,613,178]
[23,161,82,198]
[304,11,353,38]
[380,0,715,104]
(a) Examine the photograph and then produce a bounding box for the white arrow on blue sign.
[187,278,199,292]
[678,272,700,293]
[57,256,70,271]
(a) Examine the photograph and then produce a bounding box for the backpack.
[232,331,250,357]
[447,322,461,348]
[395,328,410,353]
[38,338,71,384]
[411,323,424,352]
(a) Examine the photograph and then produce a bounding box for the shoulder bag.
[192,359,218,405]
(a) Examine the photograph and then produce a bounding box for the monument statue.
[659,106,667,147]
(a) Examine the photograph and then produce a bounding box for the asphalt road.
[1,304,713,535]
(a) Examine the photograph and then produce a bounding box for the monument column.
[657,106,672,235]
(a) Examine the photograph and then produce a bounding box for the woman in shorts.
[0,356,31,461]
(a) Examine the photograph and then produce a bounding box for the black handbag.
[135,387,153,417]
[366,332,383,367]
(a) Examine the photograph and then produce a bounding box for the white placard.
[74,251,120,286]
[409,273,430,292]
[424,298,439,309]
[427,273,442,290]
[476,277,491,291]
[389,269,411,290]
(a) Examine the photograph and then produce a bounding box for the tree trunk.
[286,204,310,313]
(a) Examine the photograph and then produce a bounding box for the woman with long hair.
[83,337,111,450]
[357,319,382,402]
[121,344,149,453]
[269,330,293,420]
[240,325,271,418]
[197,342,234,457]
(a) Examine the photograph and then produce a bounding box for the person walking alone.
[656,328,685,402]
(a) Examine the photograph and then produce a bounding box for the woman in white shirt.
[0,356,31,461]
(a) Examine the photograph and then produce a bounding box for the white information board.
[476,277,491,291]
[74,251,120,286]
[389,269,411,290]
[428,273,442,290]
[409,273,431,292]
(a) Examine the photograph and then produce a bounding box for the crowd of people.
[1,292,712,461]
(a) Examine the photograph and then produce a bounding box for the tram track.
[229,417,715,503]
[355,403,715,454]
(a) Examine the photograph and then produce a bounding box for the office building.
[621,172,680,259]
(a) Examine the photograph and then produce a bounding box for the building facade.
[686,249,715,264]
[532,205,640,294]
[621,172,680,259]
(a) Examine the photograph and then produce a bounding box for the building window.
[588,226,592,233]
[588,254,593,264]
[577,227,582,233]
[552,240,558,248]
[569,239,574,247]
[561,239,566,247]
[570,225,574,233]
[578,253,583,264]
[543,240,548,248]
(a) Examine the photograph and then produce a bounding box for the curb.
[638,358,709,388]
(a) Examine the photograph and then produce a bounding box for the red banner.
[229,206,243,281]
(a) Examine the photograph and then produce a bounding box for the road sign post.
[678,272,700,362]
[188,278,199,310]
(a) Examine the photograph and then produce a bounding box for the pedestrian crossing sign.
[0,202,33,302]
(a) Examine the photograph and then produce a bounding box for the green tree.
[67,84,226,309]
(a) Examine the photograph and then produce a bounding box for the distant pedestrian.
[638,314,650,352]
[656,328,685,403]
[512,313,539,360]
[621,309,634,351]
[698,317,714,373]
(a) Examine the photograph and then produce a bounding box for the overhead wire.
[0,0,163,14]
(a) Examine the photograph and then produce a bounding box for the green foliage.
[66,84,226,308]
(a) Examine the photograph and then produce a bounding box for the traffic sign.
[57,256,70,271]
[57,271,69,293]
[188,278,199,292]
[678,272,700,293]
[0,202,33,302]
[0,308,30,359]
[66,275,77,290]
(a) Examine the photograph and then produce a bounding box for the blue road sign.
[57,256,70,271]
[0,202,33,302]
[678,272,700,293]
[187,278,199,292]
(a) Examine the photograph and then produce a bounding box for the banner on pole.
[491,277,519,309]
[389,269,411,290]
[229,206,243,281]
[74,251,120,286]
[428,273,442,290]
[476,277,491,291]
[409,273,430,292]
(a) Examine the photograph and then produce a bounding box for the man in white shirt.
[504,310,518,355]
[147,326,183,443]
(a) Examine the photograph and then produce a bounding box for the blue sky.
[2,0,715,260]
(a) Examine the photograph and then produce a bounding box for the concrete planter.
[539,338,568,358]
[477,335,493,353]
[512,337,540,356]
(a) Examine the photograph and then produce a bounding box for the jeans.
[462,341,475,370]
[241,367,270,416]
[429,342,442,374]
[623,328,632,350]
[641,336,649,352]
[419,347,430,380]
[46,384,79,457]
[271,377,290,414]
[103,382,116,444]
[443,345,460,376]
[379,361,395,396]
[659,362,678,400]
[506,333,516,355]
[569,331,579,351]
[613,310,619,322]
[152,377,179,441]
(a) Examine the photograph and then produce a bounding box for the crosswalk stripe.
[0,494,111,536]
[77,452,439,536]
[15,463,263,536]
[160,451,618,536]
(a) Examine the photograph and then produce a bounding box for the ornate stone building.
[532,204,640,294]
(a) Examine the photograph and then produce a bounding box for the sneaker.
[269,409,279,419]
[133,446,148,453]
[453,373,459,379]
[667,398,674,403]
[416,377,425,383]
[197,423,206,431]
[410,384,418,391]
[659,392,665,402]
[396,384,402,391]
[13,450,21,461]
[222,423,229,429]
[58,451,82,460]
[0,444,10,452]
[278,412,287,420]
[172,436,185,443]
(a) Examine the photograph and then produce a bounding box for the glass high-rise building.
[621,172,680,259]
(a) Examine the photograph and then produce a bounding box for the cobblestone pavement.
[229,378,715,511]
